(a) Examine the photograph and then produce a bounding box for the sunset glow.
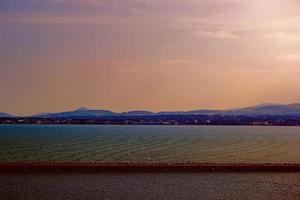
[1,0,300,115]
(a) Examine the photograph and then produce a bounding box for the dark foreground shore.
[1,163,300,173]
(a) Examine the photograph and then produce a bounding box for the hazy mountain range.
[0,112,13,118]
[2,103,300,118]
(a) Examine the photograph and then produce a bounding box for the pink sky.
[1,0,300,115]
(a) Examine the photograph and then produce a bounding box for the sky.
[1,0,300,115]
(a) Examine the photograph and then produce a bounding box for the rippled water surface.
[1,125,300,163]
[1,172,300,200]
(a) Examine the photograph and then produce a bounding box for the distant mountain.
[157,111,188,115]
[25,103,300,118]
[31,112,53,117]
[223,103,300,116]
[38,109,116,118]
[157,110,221,115]
[157,104,300,116]
[0,112,13,118]
[186,109,222,115]
[122,111,155,115]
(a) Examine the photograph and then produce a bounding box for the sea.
[0,125,300,163]
[0,125,300,199]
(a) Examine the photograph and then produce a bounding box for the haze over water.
[1,125,300,164]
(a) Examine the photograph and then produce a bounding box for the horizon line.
[2,102,300,117]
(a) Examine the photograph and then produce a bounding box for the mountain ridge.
[0,112,13,118]
[2,103,300,118]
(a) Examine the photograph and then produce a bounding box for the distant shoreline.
[1,114,300,126]
[1,163,300,173]
[1,124,300,127]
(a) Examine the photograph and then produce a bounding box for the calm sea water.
[1,125,300,163]
[1,172,300,200]
[1,125,300,200]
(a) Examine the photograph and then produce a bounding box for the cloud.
[4,14,121,26]
[0,0,252,17]
[277,54,300,62]
[197,30,237,39]
[263,30,300,41]
[159,59,196,66]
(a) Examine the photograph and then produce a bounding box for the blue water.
[1,125,300,163]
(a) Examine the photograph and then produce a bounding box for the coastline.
[1,163,300,173]
[2,114,300,126]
